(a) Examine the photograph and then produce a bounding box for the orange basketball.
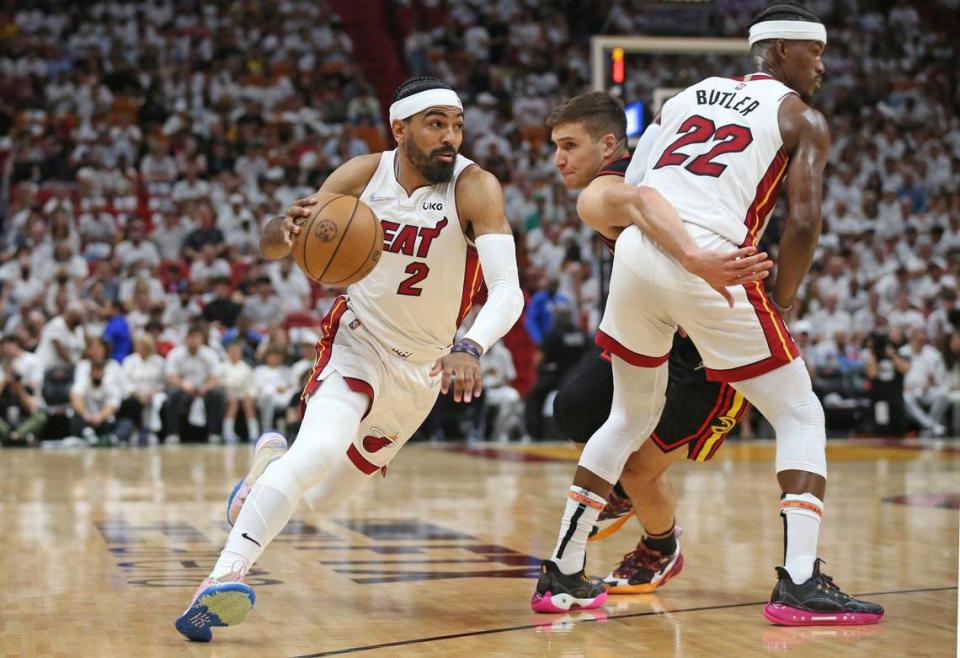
[291,193,383,286]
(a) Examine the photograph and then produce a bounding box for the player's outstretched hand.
[683,246,772,308]
[282,197,317,247]
[431,353,483,403]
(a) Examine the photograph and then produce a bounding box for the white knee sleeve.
[303,455,373,511]
[731,359,827,478]
[578,360,667,484]
[258,372,369,504]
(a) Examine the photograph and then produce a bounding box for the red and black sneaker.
[763,559,884,626]
[603,538,683,594]
[588,489,633,542]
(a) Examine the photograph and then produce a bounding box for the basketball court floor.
[1,438,957,657]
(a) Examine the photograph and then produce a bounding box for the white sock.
[247,415,260,439]
[211,482,295,579]
[781,492,823,584]
[550,486,606,575]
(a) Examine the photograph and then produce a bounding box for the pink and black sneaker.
[530,560,608,613]
[763,559,884,626]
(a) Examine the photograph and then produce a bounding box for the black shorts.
[553,335,747,461]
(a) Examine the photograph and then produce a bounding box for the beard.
[405,138,457,183]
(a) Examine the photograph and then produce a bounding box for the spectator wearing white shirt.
[151,208,191,261]
[164,323,224,443]
[809,295,852,342]
[887,292,926,334]
[0,334,47,443]
[0,247,44,308]
[253,346,294,432]
[45,243,90,283]
[189,243,232,287]
[814,257,851,306]
[899,329,949,436]
[926,288,958,343]
[266,259,312,314]
[241,277,284,331]
[219,341,259,444]
[122,333,167,442]
[479,340,524,442]
[852,291,884,338]
[171,160,211,203]
[115,219,161,275]
[70,358,127,445]
[35,302,87,370]
[140,137,178,185]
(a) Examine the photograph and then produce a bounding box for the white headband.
[389,88,463,123]
[748,20,827,46]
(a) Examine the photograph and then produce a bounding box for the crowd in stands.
[0,0,957,447]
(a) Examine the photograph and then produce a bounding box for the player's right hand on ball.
[282,197,317,247]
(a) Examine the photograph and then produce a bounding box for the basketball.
[291,193,383,286]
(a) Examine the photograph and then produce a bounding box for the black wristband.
[451,340,482,359]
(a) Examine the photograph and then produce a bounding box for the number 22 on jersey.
[653,115,754,178]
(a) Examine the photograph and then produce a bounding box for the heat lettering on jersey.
[380,218,449,257]
[695,89,761,117]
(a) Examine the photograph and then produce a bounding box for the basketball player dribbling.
[175,77,527,641]
[533,4,884,625]
[546,91,768,594]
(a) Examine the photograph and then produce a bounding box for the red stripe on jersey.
[705,283,799,382]
[742,148,789,246]
[299,297,349,407]
[595,330,670,367]
[457,245,483,327]
[346,444,381,475]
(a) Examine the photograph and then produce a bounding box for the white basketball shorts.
[300,295,442,473]
[597,225,800,382]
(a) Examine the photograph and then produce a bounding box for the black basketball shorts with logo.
[553,334,747,461]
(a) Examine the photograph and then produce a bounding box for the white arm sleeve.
[624,122,662,186]
[462,233,524,353]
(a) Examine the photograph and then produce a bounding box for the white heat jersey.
[346,149,482,363]
[641,73,797,247]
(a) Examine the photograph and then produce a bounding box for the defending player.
[174,77,528,641]
[533,4,884,626]
[547,92,760,594]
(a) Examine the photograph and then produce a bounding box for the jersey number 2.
[653,115,753,178]
[397,262,430,296]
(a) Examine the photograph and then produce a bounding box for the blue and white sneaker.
[175,578,256,642]
[227,432,288,526]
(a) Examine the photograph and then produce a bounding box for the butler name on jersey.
[642,74,797,249]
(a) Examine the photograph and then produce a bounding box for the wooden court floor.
[1,438,957,657]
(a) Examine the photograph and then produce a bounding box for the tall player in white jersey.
[175,77,525,642]
[533,3,884,625]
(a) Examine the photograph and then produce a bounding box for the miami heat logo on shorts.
[361,427,400,453]
[314,220,338,242]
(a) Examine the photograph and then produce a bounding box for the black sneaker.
[763,559,884,626]
[530,560,608,613]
